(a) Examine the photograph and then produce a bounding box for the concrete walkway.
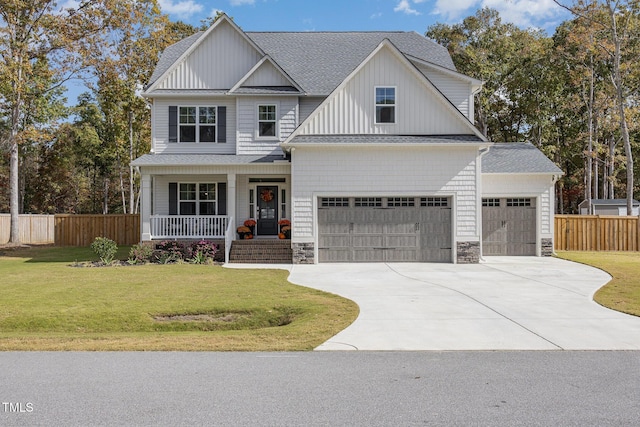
[285,257,640,351]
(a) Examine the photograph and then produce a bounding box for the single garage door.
[482,198,536,256]
[318,197,451,262]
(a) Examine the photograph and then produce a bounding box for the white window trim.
[178,182,218,215]
[255,103,279,140]
[374,86,397,125]
[178,105,219,144]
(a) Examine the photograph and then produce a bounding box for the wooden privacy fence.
[55,214,140,246]
[555,215,640,251]
[0,214,55,244]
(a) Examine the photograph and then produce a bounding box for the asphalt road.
[1,351,639,426]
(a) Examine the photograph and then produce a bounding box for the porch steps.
[229,239,293,264]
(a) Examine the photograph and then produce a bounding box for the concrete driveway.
[287,257,640,351]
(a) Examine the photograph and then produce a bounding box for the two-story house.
[132,14,563,264]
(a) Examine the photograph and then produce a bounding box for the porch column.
[227,173,236,228]
[141,173,152,241]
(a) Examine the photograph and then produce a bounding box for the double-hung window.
[179,106,216,143]
[179,183,216,215]
[258,105,277,138]
[375,87,396,124]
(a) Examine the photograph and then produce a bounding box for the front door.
[257,186,278,235]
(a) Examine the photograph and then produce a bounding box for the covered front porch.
[133,155,292,261]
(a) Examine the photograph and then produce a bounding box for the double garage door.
[482,198,536,256]
[318,197,452,262]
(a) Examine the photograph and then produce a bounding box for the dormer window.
[375,87,396,124]
[258,105,277,138]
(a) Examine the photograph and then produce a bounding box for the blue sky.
[158,0,570,33]
[65,0,570,106]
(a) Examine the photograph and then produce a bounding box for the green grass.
[556,251,640,317]
[0,246,359,351]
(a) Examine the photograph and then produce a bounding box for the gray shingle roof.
[482,143,563,174]
[131,154,288,167]
[287,134,485,145]
[578,198,640,207]
[246,32,455,95]
[147,31,204,88]
[146,30,456,94]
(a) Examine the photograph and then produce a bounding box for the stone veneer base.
[541,238,554,257]
[292,242,315,264]
[457,241,480,264]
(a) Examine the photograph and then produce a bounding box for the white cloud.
[370,12,383,19]
[432,0,567,30]
[432,0,479,21]
[229,0,255,5]
[394,0,421,16]
[481,0,565,29]
[158,0,204,18]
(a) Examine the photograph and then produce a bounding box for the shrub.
[155,241,185,263]
[90,237,118,264]
[187,240,218,264]
[128,242,154,264]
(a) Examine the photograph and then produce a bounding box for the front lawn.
[0,246,358,351]
[556,251,640,317]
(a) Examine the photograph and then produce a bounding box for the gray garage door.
[318,197,451,262]
[482,198,536,256]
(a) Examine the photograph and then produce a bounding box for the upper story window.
[179,106,216,143]
[169,105,226,144]
[375,87,396,124]
[258,105,277,138]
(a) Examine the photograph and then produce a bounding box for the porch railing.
[151,215,229,239]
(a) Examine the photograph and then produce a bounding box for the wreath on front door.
[260,189,274,202]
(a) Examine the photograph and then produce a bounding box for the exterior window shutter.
[168,106,178,143]
[218,106,226,143]
[217,183,227,215]
[169,182,178,215]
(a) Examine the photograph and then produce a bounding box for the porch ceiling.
[132,154,288,167]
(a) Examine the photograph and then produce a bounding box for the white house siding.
[298,47,471,135]
[482,174,555,237]
[151,97,236,154]
[243,61,293,87]
[291,145,480,242]
[416,64,472,121]
[299,97,325,123]
[157,20,261,90]
[236,97,297,155]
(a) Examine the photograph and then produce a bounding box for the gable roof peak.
[145,13,263,93]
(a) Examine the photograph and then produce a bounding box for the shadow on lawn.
[0,245,131,263]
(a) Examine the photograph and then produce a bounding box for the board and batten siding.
[152,97,236,154]
[291,146,480,241]
[236,97,297,155]
[156,20,261,90]
[243,61,293,87]
[416,64,472,121]
[297,47,471,135]
[482,174,555,236]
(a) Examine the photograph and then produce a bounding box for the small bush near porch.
[0,246,358,351]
